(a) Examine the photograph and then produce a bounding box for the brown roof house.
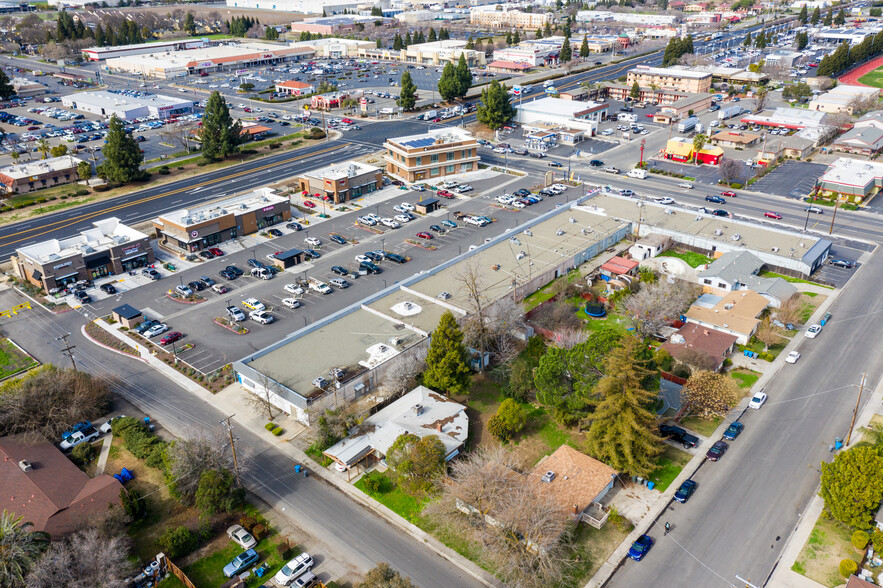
[662,323,738,372]
[685,290,769,345]
[0,434,122,538]
[530,445,618,529]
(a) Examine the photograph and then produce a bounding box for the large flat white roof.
[0,155,84,180]
[303,160,379,181]
[630,65,712,79]
[518,96,604,117]
[386,127,475,149]
[17,217,147,264]
[63,91,193,111]
[156,188,287,228]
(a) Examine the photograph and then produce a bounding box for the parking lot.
[749,161,828,199]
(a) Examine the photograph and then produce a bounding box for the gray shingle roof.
[698,251,764,284]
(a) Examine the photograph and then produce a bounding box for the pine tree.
[835,8,845,25]
[265,26,278,40]
[465,36,474,49]
[824,8,833,25]
[404,31,412,46]
[682,34,694,55]
[811,6,821,25]
[584,337,662,477]
[799,4,808,24]
[506,31,512,46]
[513,30,520,44]
[422,311,471,397]
[428,27,437,42]
[393,33,403,50]
[630,80,640,100]
[437,62,459,101]
[97,115,144,184]
[743,32,752,47]
[95,23,105,46]
[476,79,515,130]
[184,12,196,36]
[439,27,450,40]
[398,71,417,111]
[200,91,242,162]
[560,37,572,62]
[755,30,766,49]
[455,53,472,97]
[580,34,590,58]
[0,70,14,102]
[544,20,552,37]
[536,26,543,40]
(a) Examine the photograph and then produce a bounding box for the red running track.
[839,54,883,86]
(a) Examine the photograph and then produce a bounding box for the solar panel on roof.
[402,138,435,148]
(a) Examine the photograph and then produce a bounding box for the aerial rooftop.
[156,188,287,228]
[17,217,147,264]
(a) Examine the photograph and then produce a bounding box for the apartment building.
[626,65,712,94]
[384,128,480,183]
[469,6,551,29]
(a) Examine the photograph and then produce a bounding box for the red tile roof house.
[599,256,639,281]
[0,434,122,538]
[662,323,738,372]
[274,80,315,96]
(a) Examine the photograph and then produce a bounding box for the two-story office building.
[384,128,480,183]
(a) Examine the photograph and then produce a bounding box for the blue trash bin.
[647,481,655,490]
[294,464,301,473]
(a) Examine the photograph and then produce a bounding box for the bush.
[198,520,213,543]
[93,185,110,192]
[145,444,166,469]
[252,523,266,541]
[852,529,870,550]
[871,530,883,553]
[158,526,197,559]
[362,473,382,493]
[487,414,510,442]
[276,540,291,560]
[239,516,256,532]
[272,427,284,436]
[268,142,282,149]
[157,167,170,175]
[71,441,96,465]
[730,182,743,189]
[839,559,858,578]
[265,422,276,431]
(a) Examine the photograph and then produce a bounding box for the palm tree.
[0,510,50,587]
[35,139,49,160]
[10,150,18,164]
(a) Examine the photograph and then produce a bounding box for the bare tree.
[819,114,852,145]
[380,347,427,399]
[557,328,589,350]
[677,53,712,67]
[719,157,744,184]
[753,88,769,113]
[164,429,238,504]
[244,370,279,420]
[25,529,135,588]
[755,317,784,351]
[848,94,878,116]
[622,279,696,338]
[776,294,805,326]
[159,121,197,152]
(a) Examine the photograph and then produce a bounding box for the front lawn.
[680,414,723,438]
[759,270,834,289]
[182,535,290,588]
[730,368,761,390]
[647,445,692,492]
[791,515,859,587]
[354,471,430,524]
[659,250,712,268]
[559,517,632,587]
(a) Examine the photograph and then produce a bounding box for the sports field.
[857,67,883,87]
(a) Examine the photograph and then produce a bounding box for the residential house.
[685,290,769,344]
[0,434,123,538]
[697,251,796,307]
[599,256,639,280]
[845,575,877,588]
[662,323,738,372]
[323,386,468,471]
[628,234,670,260]
[709,130,761,149]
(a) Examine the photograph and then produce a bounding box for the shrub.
[157,167,170,175]
[730,182,743,189]
[272,427,284,436]
[158,526,197,559]
[265,422,276,431]
[839,559,858,578]
[268,142,281,149]
[71,441,96,465]
[75,189,89,196]
[239,516,256,531]
[276,540,291,560]
[872,530,883,553]
[487,414,510,442]
[198,520,213,543]
[362,473,381,493]
[145,444,166,469]
[93,185,110,192]
[852,529,870,550]
[252,523,266,541]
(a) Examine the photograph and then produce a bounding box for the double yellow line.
[0,143,348,250]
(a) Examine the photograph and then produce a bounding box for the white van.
[627,169,648,179]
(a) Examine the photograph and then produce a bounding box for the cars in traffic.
[705,195,726,204]
[764,211,783,220]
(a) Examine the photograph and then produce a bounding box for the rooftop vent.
[541,471,556,483]
[330,367,345,381]
[731,233,741,241]
[412,403,424,416]
[714,229,723,236]
[18,460,32,473]
[772,247,779,252]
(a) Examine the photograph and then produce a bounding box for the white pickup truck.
[60,426,100,451]
[308,278,332,294]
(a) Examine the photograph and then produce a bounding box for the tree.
[513,30,520,45]
[380,348,426,399]
[580,34,590,59]
[835,8,845,25]
[195,469,244,517]
[428,27,436,42]
[681,370,740,418]
[811,6,821,25]
[783,81,813,100]
[200,91,241,162]
[397,71,417,111]
[824,8,833,25]
[357,563,416,588]
[264,26,279,40]
[799,4,808,24]
[755,317,784,351]
[97,114,145,184]
[535,27,543,40]
[385,433,445,493]
[370,6,383,16]
[487,398,527,441]
[622,280,695,338]
[0,70,13,102]
[692,133,707,164]
[476,80,515,130]
[77,160,92,181]
[629,80,641,100]
[820,446,883,529]
[49,144,67,158]
[753,88,769,113]
[560,37,572,63]
[422,311,471,396]
[34,139,49,160]
[455,53,472,98]
[25,528,133,588]
[755,30,767,49]
[584,337,662,477]
[404,31,412,47]
[743,32,752,48]
[183,12,196,35]
[438,27,449,41]
[437,62,460,102]
[795,31,809,51]
[544,20,552,38]
[163,430,238,505]
[0,512,48,587]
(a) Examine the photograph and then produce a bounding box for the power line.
[220,415,241,486]
[55,333,77,371]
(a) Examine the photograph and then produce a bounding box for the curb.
[11,285,73,314]
[81,322,147,363]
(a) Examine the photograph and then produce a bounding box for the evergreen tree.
[476,80,515,130]
[439,27,450,40]
[536,26,543,39]
[95,23,105,46]
[743,32,752,47]
[371,6,382,16]
[422,311,471,397]
[414,30,424,44]
[799,4,808,24]
[376,38,382,48]
[580,34,590,58]
[398,71,417,110]
[560,36,572,62]
[393,33,403,50]
[681,34,694,55]
[820,446,883,529]
[544,20,552,37]
[811,6,821,25]
[0,70,13,102]
[630,80,640,100]
[513,30,520,44]
[506,31,512,46]
[428,27,437,42]
[184,12,196,36]
[437,62,459,101]
[404,31,412,46]
[835,8,845,25]
[455,53,472,97]
[755,30,766,49]
[97,115,145,184]
[584,337,662,477]
[265,26,279,40]
[795,30,808,51]
[824,8,833,25]
[465,36,474,49]
[200,91,242,162]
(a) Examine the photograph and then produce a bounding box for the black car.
[188,280,205,292]
[330,234,347,245]
[706,440,729,461]
[709,209,730,217]
[385,253,407,264]
[429,224,444,233]
[674,480,697,503]
[589,159,604,167]
[219,270,236,280]
[515,188,531,197]
[705,195,726,204]
[365,251,383,261]
[331,266,349,275]
[198,250,214,259]
[529,152,544,159]
[268,228,283,237]
[99,283,117,294]
[74,290,92,303]
[305,249,321,260]
[548,161,562,167]
[246,259,264,269]
[830,259,855,269]
[286,222,303,231]
[360,261,382,274]
[226,265,244,276]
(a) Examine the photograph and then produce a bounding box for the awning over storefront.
[85,255,111,269]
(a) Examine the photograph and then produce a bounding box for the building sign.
[262,205,275,212]
[261,53,275,59]
[236,69,248,75]
[53,261,72,270]
[198,61,213,68]
[123,245,140,256]
[191,230,199,238]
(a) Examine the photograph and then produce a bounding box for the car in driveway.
[805,324,822,338]
[227,525,257,550]
[145,323,169,338]
[764,211,783,219]
[223,549,259,577]
[723,421,744,440]
[331,266,349,275]
[627,535,653,561]
[59,425,100,451]
[242,298,265,311]
[748,391,768,409]
[416,232,433,239]
[274,553,314,586]
[674,480,697,503]
[830,259,855,269]
[705,195,726,204]
[706,440,729,461]
[785,350,801,364]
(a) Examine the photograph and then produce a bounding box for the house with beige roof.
[685,290,769,345]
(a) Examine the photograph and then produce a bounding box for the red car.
[243,107,252,112]
[160,332,182,346]
[27,126,40,130]
[808,62,818,67]
[208,247,224,257]
[645,113,655,118]
[303,200,316,208]
[764,211,783,219]
[721,191,737,197]
[416,232,433,240]
[437,189,454,198]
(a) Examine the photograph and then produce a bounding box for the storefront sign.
[190,230,199,238]
[53,261,72,270]
[262,206,275,212]
[261,53,274,59]
[198,61,213,68]
[123,245,140,256]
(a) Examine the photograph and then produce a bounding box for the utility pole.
[845,373,866,446]
[220,415,241,485]
[56,333,76,372]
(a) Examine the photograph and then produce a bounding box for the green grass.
[758,270,834,289]
[354,471,429,524]
[858,67,883,88]
[157,575,187,588]
[580,310,631,335]
[182,536,288,588]
[522,282,557,311]
[647,445,692,491]
[737,339,788,360]
[680,414,723,437]
[730,369,761,389]
[0,339,38,380]
[792,514,858,587]
[659,250,712,268]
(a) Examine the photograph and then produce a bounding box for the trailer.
[677,116,699,133]
[718,105,743,120]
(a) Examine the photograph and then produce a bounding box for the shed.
[111,304,142,328]
[271,248,306,269]
[415,198,440,214]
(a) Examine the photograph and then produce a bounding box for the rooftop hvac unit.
[312,376,327,389]
[18,460,32,473]
[330,367,345,381]
[523,229,533,237]
[731,233,741,241]
[556,229,565,236]
[772,247,779,252]
[541,471,556,483]
[412,403,424,416]
[714,229,723,236]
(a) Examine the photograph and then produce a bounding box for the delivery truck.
[718,105,743,120]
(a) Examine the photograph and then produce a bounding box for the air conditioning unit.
[541,471,556,483]
[18,460,32,472]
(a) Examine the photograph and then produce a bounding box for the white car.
[99,415,125,434]
[393,204,409,214]
[274,553,314,586]
[242,298,266,312]
[785,350,801,364]
[227,525,257,550]
[678,182,694,189]
[304,237,321,247]
[355,254,372,264]
[283,284,304,296]
[654,197,675,205]
[511,200,526,208]
[249,310,274,324]
[748,391,768,409]
[380,217,400,228]
[357,215,377,226]
[364,213,381,223]
[456,184,473,192]
[394,214,411,223]
[145,323,169,338]
[805,324,822,338]
[282,298,302,309]
[496,195,514,204]
[399,203,415,212]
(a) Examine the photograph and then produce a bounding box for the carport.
[271,248,306,269]
[112,304,142,328]
[415,198,440,214]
